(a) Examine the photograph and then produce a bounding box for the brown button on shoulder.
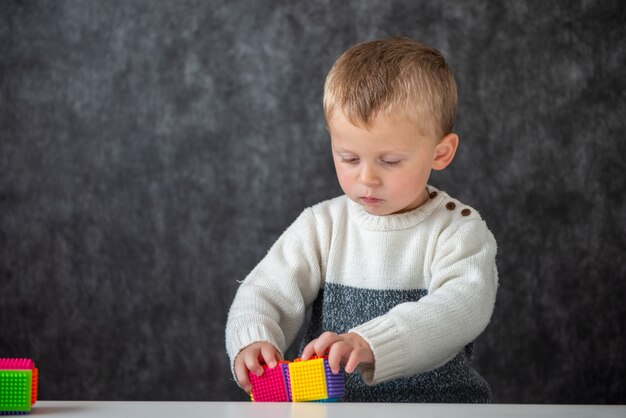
[446,202,456,210]
[461,208,471,216]
[429,191,438,199]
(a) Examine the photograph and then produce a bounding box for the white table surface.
[31,401,626,418]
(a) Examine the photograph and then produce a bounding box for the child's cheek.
[336,171,353,191]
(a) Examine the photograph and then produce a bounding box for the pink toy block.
[248,362,291,402]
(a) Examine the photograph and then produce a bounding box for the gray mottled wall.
[1,0,624,403]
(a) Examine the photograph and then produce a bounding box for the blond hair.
[324,37,457,139]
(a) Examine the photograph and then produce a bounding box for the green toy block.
[0,370,32,413]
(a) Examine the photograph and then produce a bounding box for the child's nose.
[358,164,381,186]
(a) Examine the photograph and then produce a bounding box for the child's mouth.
[361,197,383,204]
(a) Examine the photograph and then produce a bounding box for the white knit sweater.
[225,186,498,387]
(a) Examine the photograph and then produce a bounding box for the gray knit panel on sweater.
[301,282,491,403]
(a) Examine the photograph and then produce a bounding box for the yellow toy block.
[288,358,328,402]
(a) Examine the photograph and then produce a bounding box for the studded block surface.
[0,370,32,414]
[249,356,345,402]
[248,364,290,402]
[323,359,345,399]
[288,358,328,402]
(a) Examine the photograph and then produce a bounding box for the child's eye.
[341,157,359,164]
[381,160,401,166]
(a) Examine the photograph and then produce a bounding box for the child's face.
[328,111,439,216]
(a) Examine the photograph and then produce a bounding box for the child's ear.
[432,133,459,171]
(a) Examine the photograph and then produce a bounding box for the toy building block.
[320,358,345,401]
[0,358,38,415]
[249,356,344,403]
[249,361,291,402]
[289,357,345,402]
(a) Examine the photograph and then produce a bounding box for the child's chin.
[363,205,393,216]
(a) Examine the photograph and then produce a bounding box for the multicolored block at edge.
[0,370,32,414]
[0,358,38,415]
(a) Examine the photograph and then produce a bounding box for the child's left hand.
[301,331,374,374]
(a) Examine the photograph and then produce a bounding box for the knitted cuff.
[226,321,285,380]
[350,316,409,385]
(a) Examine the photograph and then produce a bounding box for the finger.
[301,339,317,361]
[244,351,265,377]
[327,341,347,374]
[261,344,279,368]
[314,332,339,357]
[344,349,362,374]
[234,360,252,392]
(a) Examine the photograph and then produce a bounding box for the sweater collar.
[346,185,446,231]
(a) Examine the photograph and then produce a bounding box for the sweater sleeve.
[350,219,498,385]
[225,208,325,371]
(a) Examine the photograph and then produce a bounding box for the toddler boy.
[225,37,498,402]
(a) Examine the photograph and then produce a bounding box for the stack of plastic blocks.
[249,356,345,402]
[0,358,38,415]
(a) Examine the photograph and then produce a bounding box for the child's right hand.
[234,341,282,393]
